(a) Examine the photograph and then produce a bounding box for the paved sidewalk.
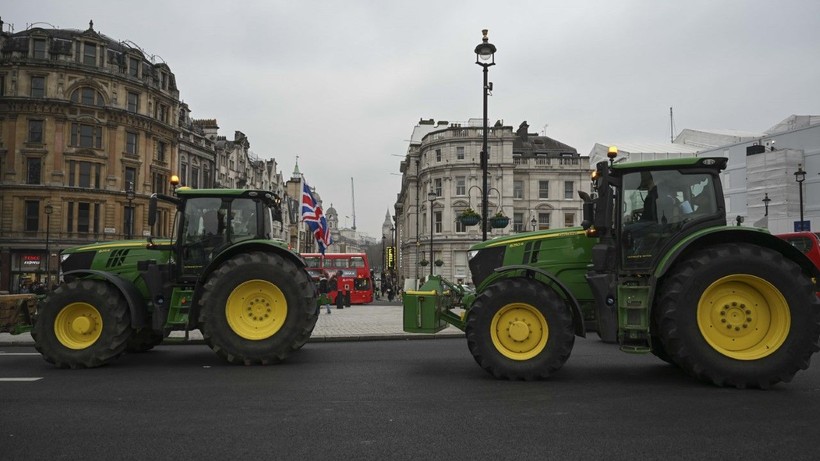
[0,302,464,346]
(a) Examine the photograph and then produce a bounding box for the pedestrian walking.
[318,272,331,314]
[330,271,344,310]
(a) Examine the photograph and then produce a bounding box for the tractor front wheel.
[466,278,575,380]
[657,243,820,388]
[32,280,132,368]
[198,251,317,365]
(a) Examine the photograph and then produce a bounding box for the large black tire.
[32,280,132,369]
[126,328,165,353]
[657,243,820,388]
[198,251,318,365]
[466,278,575,380]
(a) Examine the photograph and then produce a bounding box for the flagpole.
[296,174,303,253]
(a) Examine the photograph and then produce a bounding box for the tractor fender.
[654,227,820,281]
[481,264,586,337]
[61,269,148,329]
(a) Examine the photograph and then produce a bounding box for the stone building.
[177,106,216,189]
[394,118,590,288]
[0,19,287,293]
[0,19,182,292]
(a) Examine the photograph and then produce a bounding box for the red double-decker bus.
[301,253,374,305]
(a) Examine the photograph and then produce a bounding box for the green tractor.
[30,187,317,368]
[403,151,820,387]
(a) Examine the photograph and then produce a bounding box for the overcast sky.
[6,1,820,237]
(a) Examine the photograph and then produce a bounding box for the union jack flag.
[301,180,333,254]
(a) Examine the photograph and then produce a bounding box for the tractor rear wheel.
[32,280,132,368]
[466,278,575,380]
[657,243,820,388]
[198,251,317,365]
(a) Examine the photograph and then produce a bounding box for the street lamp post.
[762,193,771,217]
[795,164,806,228]
[126,181,135,239]
[44,202,53,289]
[390,223,396,286]
[475,29,496,241]
[381,234,386,276]
[530,216,537,231]
[427,191,436,277]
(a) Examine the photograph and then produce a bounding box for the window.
[455,176,466,196]
[129,56,140,78]
[434,178,442,197]
[70,123,103,149]
[564,213,575,227]
[180,163,188,186]
[191,166,200,188]
[203,166,211,188]
[83,42,97,66]
[25,201,40,232]
[77,202,90,233]
[435,149,441,162]
[539,180,549,199]
[70,87,104,106]
[28,120,44,143]
[513,212,524,233]
[126,91,139,113]
[33,38,47,59]
[65,201,101,235]
[513,180,524,199]
[124,203,135,238]
[456,212,466,233]
[125,167,137,189]
[153,172,168,195]
[31,76,45,98]
[126,132,138,155]
[456,146,465,160]
[156,103,169,123]
[160,72,168,90]
[157,141,167,162]
[564,181,574,199]
[538,212,550,230]
[68,160,101,188]
[434,211,442,233]
[26,157,42,185]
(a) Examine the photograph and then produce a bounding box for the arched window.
[70,87,105,107]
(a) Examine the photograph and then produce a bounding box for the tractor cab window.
[180,196,261,274]
[229,198,258,243]
[621,170,718,269]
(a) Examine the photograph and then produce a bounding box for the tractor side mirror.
[579,191,594,230]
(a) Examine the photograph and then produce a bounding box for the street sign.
[794,220,811,232]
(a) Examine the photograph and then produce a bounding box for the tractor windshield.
[620,169,719,269]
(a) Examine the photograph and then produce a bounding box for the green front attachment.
[402,275,464,333]
[0,294,38,335]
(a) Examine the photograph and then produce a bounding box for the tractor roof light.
[607,146,618,160]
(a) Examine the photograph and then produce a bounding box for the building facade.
[395,118,590,289]
[0,20,182,293]
[0,19,289,293]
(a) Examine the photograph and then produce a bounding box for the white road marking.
[0,352,40,356]
[0,378,42,382]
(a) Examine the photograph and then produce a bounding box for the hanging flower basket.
[434,259,444,267]
[490,214,510,229]
[419,260,429,267]
[459,208,481,226]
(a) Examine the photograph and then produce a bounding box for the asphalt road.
[2,337,819,460]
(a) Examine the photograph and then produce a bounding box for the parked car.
[777,232,820,270]
[778,232,820,296]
